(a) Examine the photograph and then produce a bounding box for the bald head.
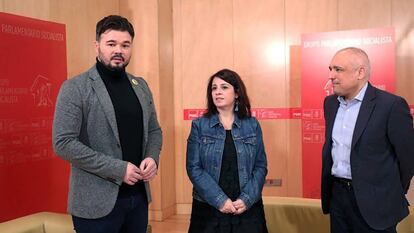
[334,47,371,80]
[328,47,372,101]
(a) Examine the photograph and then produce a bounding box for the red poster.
[183,108,302,120]
[0,13,68,221]
[301,27,395,198]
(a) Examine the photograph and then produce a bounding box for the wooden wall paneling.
[338,0,392,30]
[287,45,302,197]
[1,0,50,21]
[172,0,187,214]
[50,0,90,79]
[172,0,195,215]
[233,0,287,196]
[180,0,234,103]
[392,0,414,203]
[233,0,285,102]
[50,0,120,79]
[285,0,338,46]
[157,0,177,220]
[175,0,235,212]
[392,0,414,101]
[259,120,288,197]
[120,0,159,93]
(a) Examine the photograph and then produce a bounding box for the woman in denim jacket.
[186,69,268,233]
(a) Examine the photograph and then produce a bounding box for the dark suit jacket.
[321,83,414,230]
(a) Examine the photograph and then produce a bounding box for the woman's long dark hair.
[204,69,251,118]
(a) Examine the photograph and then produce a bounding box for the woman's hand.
[232,199,247,215]
[219,199,236,214]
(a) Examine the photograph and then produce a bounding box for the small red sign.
[184,106,413,120]
[184,108,302,120]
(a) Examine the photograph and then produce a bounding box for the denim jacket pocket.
[243,136,257,145]
[200,136,216,169]
[242,136,257,157]
[239,135,257,176]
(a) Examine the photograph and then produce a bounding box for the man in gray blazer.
[321,47,414,233]
[53,15,162,233]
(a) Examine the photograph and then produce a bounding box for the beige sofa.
[0,212,152,233]
[263,196,414,233]
[0,212,75,233]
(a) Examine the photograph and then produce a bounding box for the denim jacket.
[186,114,268,210]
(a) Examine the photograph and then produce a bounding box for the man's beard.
[98,52,129,71]
[106,60,129,71]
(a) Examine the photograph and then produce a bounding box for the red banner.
[301,27,395,198]
[184,108,302,120]
[0,13,68,221]
[184,105,412,120]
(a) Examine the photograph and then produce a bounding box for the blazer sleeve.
[387,96,414,193]
[52,80,126,184]
[140,78,162,165]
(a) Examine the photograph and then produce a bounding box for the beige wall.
[2,0,414,220]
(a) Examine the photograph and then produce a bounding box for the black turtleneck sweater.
[96,59,145,197]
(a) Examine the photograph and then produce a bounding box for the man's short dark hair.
[96,15,135,41]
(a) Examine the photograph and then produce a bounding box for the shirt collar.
[337,82,368,104]
[209,113,241,128]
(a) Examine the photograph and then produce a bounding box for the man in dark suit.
[53,15,162,233]
[321,47,414,233]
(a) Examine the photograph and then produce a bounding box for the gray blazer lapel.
[89,66,121,144]
[352,83,376,148]
[127,75,149,143]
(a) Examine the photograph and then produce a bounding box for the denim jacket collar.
[209,113,242,128]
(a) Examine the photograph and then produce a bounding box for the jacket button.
[117,144,121,148]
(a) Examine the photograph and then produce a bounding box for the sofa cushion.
[0,212,74,233]
[0,212,152,233]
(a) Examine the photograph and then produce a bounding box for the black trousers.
[72,191,148,233]
[330,178,396,233]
